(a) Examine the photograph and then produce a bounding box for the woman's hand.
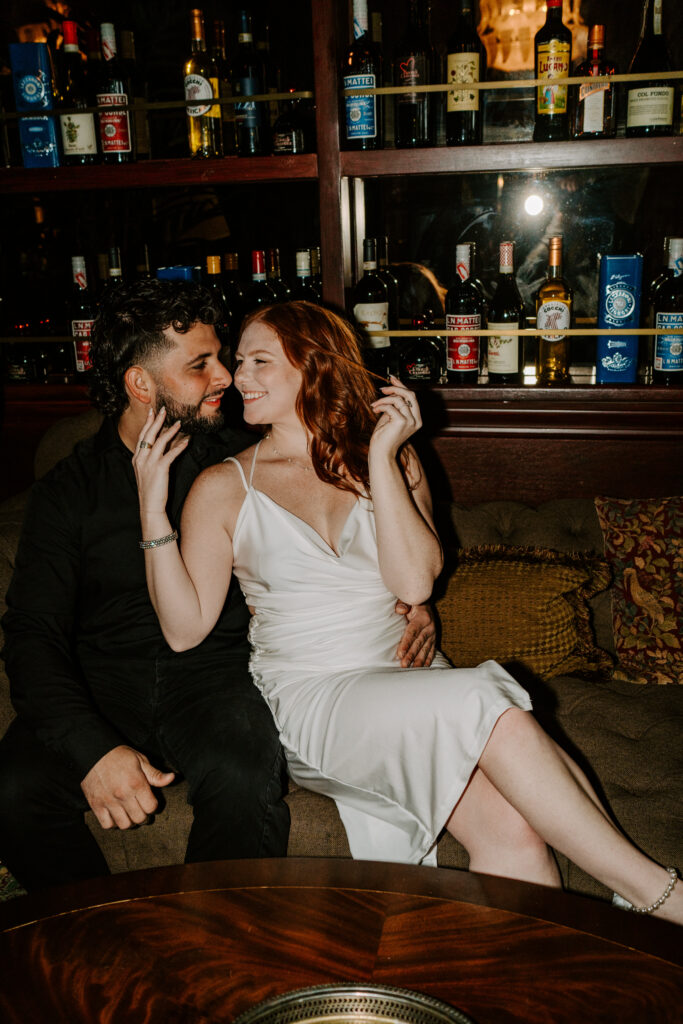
[369,375,422,458]
[132,408,189,514]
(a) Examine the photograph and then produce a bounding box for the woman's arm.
[369,378,443,605]
[133,409,237,651]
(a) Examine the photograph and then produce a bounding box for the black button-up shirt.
[2,417,253,776]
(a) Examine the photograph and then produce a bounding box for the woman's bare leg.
[475,709,682,924]
[446,767,562,887]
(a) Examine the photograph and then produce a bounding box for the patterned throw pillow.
[436,546,613,682]
[594,496,683,685]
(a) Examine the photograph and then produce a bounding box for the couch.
[1,410,681,903]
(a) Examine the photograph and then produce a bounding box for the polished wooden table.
[0,859,680,1023]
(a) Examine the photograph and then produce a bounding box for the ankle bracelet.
[626,866,678,915]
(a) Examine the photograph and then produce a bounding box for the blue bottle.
[596,254,643,384]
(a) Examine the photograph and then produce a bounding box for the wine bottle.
[626,0,674,137]
[446,0,484,146]
[245,250,277,311]
[272,89,309,154]
[445,243,483,385]
[653,237,683,386]
[120,28,150,159]
[102,246,124,300]
[343,0,383,151]
[376,235,400,330]
[399,310,443,387]
[487,241,526,386]
[571,24,617,140]
[96,22,135,163]
[395,0,433,148]
[70,256,96,373]
[291,249,320,302]
[184,9,223,159]
[266,248,291,301]
[535,235,572,385]
[223,252,246,313]
[205,255,234,349]
[533,0,572,142]
[233,9,268,157]
[351,237,390,378]
[211,19,237,155]
[310,246,323,298]
[58,20,99,165]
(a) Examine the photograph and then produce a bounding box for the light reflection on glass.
[524,193,544,216]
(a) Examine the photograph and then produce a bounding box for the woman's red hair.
[240,301,379,493]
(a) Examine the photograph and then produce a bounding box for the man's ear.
[124,365,154,406]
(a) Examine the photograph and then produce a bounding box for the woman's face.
[233,320,302,426]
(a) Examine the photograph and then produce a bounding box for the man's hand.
[81,745,175,831]
[395,601,436,668]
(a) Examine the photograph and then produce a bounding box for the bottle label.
[447,53,480,114]
[398,53,428,106]
[354,301,389,348]
[17,72,50,109]
[578,84,606,134]
[446,313,480,372]
[235,77,264,129]
[626,87,674,129]
[96,93,132,152]
[72,319,94,372]
[60,112,98,156]
[603,285,636,327]
[537,300,570,341]
[487,322,519,375]
[344,74,377,139]
[185,74,220,118]
[654,312,683,372]
[536,41,570,114]
[273,129,305,153]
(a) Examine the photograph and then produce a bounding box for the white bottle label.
[185,74,219,117]
[60,112,98,155]
[537,300,570,341]
[626,87,674,128]
[487,322,519,374]
[579,85,606,134]
[447,53,480,113]
[354,301,389,348]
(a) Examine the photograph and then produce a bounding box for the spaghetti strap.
[223,456,249,493]
[248,440,263,488]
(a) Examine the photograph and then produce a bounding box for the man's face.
[149,322,232,435]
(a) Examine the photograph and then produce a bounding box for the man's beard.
[154,384,225,435]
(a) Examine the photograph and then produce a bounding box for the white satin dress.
[227,444,532,866]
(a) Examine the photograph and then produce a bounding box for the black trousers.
[0,653,289,890]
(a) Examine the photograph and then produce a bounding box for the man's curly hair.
[89,278,223,417]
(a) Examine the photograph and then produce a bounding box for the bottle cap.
[588,24,605,48]
[191,9,205,40]
[206,255,221,275]
[296,249,312,275]
[362,237,377,267]
[499,241,514,272]
[548,236,563,267]
[100,23,117,61]
[455,244,471,281]
[251,249,266,276]
[224,253,239,271]
[62,21,79,49]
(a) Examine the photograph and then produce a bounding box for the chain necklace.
[264,433,313,472]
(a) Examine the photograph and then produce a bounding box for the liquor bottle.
[653,237,683,386]
[211,19,237,155]
[184,9,223,159]
[205,255,235,349]
[343,0,383,151]
[626,0,674,137]
[233,9,268,157]
[120,28,150,159]
[376,235,400,330]
[58,20,99,165]
[533,0,572,142]
[272,89,309,154]
[446,0,484,146]
[70,256,96,373]
[394,0,433,148]
[103,245,124,298]
[571,25,617,140]
[96,23,135,163]
[291,249,320,302]
[535,235,572,385]
[399,310,443,387]
[136,242,153,280]
[245,250,277,311]
[351,237,391,378]
[445,243,483,385]
[310,246,323,298]
[266,248,291,301]
[487,241,526,386]
[223,252,246,313]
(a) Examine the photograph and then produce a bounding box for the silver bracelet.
[139,530,178,550]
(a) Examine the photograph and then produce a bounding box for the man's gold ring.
[139,441,153,449]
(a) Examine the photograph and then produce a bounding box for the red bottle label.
[97,93,132,152]
[446,313,480,372]
[72,319,94,372]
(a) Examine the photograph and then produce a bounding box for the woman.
[134,300,680,923]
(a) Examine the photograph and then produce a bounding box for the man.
[0,279,435,890]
